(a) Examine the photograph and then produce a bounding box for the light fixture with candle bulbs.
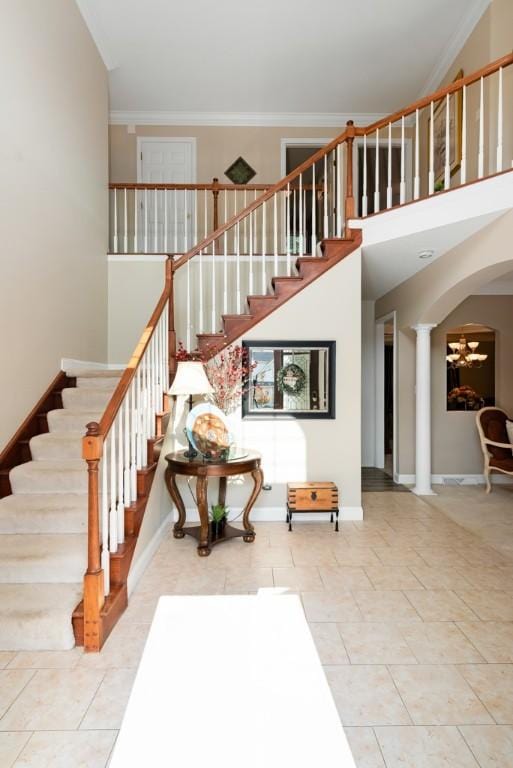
[446,336,488,369]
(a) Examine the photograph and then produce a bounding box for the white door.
[138,138,196,253]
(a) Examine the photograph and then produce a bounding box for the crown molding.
[109,110,385,128]
[418,0,491,98]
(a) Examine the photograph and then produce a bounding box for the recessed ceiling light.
[419,249,435,259]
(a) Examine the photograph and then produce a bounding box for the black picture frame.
[242,340,336,420]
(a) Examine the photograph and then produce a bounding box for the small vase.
[209,518,226,541]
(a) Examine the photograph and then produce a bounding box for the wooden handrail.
[109,182,271,192]
[362,51,513,135]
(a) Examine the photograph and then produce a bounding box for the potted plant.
[210,504,228,540]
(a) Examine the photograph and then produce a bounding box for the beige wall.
[0,0,108,450]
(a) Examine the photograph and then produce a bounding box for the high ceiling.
[76,0,489,122]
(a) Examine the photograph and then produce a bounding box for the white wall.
[0,0,108,450]
[361,301,376,466]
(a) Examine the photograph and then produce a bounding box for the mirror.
[242,341,335,419]
[446,324,495,411]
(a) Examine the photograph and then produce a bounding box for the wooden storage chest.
[286,482,339,531]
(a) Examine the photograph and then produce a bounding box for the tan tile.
[301,591,362,622]
[77,622,150,670]
[404,590,478,622]
[7,649,82,670]
[344,727,385,767]
[459,725,513,767]
[290,546,337,566]
[170,568,226,594]
[0,653,16,670]
[0,732,31,768]
[373,548,426,567]
[374,725,479,767]
[337,623,417,665]
[308,623,349,665]
[333,547,382,567]
[320,566,374,591]
[389,665,493,725]
[364,566,424,590]
[401,623,484,664]
[460,664,513,724]
[0,668,104,731]
[457,622,513,663]
[250,546,293,567]
[455,546,513,567]
[13,730,117,768]
[0,670,34,719]
[80,668,135,729]
[224,567,273,591]
[416,548,470,567]
[456,591,513,621]
[324,665,411,726]
[410,566,474,590]
[273,566,323,591]
[352,591,421,622]
[456,567,513,591]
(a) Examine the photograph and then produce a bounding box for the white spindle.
[123,188,128,253]
[444,94,451,190]
[400,115,406,203]
[429,101,435,194]
[323,155,328,237]
[497,67,503,172]
[478,76,484,178]
[336,143,342,237]
[374,128,380,213]
[243,190,248,253]
[286,183,291,275]
[331,151,336,234]
[249,214,254,296]
[136,365,143,470]
[144,189,148,253]
[109,430,118,552]
[199,250,204,332]
[204,190,208,243]
[362,134,368,216]
[173,191,178,253]
[414,109,420,200]
[113,188,118,253]
[274,193,278,275]
[311,162,317,255]
[211,240,216,333]
[186,258,191,351]
[184,190,188,252]
[387,123,392,209]
[164,189,168,253]
[253,192,258,254]
[154,188,158,252]
[236,221,241,314]
[223,193,228,314]
[117,412,125,544]
[194,190,198,247]
[101,441,110,593]
[461,86,467,184]
[261,200,267,294]
[130,381,137,500]
[298,174,303,257]
[123,396,130,509]
[134,189,138,252]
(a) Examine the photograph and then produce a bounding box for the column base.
[412,486,437,497]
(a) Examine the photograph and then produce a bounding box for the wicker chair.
[476,407,513,492]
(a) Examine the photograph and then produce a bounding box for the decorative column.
[412,323,437,496]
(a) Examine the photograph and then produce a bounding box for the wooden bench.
[109,595,356,767]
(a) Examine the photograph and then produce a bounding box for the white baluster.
[253,191,258,254]
[362,134,368,216]
[184,190,188,252]
[461,86,467,184]
[497,67,503,172]
[261,200,267,294]
[286,183,291,275]
[331,150,336,234]
[249,214,253,296]
[323,154,328,237]
[123,188,128,253]
[298,174,303,257]
[311,163,317,255]
[198,250,204,333]
[292,188,297,255]
[134,189,138,252]
[109,429,118,552]
[194,189,198,246]
[414,109,420,200]
[154,188,158,252]
[123,395,131,509]
[130,380,137,500]
[211,240,216,333]
[117,412,125,544]
[144,189,148,253]
[223,192,228,315]
[243,190,247,253]
[429,101,435,195]
[400,115,406,203]
[204,189,208,243]
[478,76,484,179]
[186,258,191,351]
[136,365,143,470]
[164,189,168,253]
[174,191,178,253]
[336,143,342,237]
[387,123,392,209]
[113,188,118,253]
[236,222,241,314]
[444,94,451,190]
[374,128,380,213]
[274,193,279,274]
[101,442,110,593]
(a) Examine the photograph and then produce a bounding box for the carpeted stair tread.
[0,494,87,534]
[0,583,83,650]
[10,460,87,494]
[29,432,83,460]
[61,387,115,411]
[0,534,86,583]
[66,368,123,379]
[46,409,103,433]
[76,376,122,389]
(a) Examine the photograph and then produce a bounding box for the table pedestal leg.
[218,476,227,507]
[165,467,186,539]
[196,475,210,556]
[242,467,263,542]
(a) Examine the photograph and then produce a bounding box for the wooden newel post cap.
[83,422,103,461]
[346,120,354,126]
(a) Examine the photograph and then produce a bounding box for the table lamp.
[169,361,213,458]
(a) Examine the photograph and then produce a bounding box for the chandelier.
[446,336,488,368]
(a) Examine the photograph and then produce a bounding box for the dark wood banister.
[109,181,271,191]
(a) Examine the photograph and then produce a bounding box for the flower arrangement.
[447,385,484,411]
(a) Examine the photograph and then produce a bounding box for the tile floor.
[1,485,513,767]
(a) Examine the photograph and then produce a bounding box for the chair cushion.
[480,409,510,459]
[490,456,513,473]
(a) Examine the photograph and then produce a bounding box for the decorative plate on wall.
[225,156,256,184]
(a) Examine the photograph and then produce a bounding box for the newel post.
[82,422,104,652]
[344,120,356,237]
[167,256,176,386]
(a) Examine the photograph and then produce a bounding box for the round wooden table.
[164,450,263,557]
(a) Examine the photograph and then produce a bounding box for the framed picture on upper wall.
[241,340,336,419]
[429,69,464,185]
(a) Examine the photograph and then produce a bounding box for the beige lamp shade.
[169,361,213,397]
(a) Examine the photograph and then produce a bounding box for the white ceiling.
[76,0,489,122]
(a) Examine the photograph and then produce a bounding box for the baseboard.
[177,505,364,523]
[61,357,125,372]
[127,512,172,597]
[396,473,513,487]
